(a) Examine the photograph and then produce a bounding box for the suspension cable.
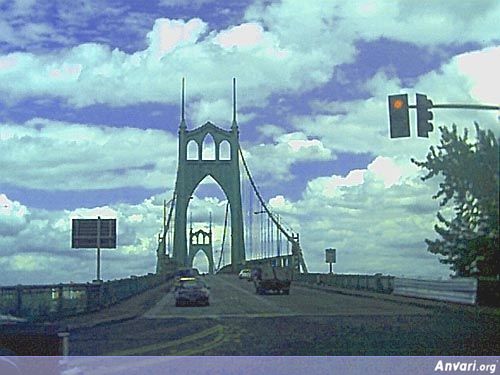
[217,201,230,271]
[163,192,176,255]
[239,146,309,273]
[239,147,296,241]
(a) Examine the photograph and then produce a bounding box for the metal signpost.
[71,217,116,281]
[325,248,336,274]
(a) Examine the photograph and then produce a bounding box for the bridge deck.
[65,274,500,355]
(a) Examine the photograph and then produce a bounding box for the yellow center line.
[104,324,224,356]
[170,331,227,356]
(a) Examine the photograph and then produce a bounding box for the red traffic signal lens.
[393,99,404,110]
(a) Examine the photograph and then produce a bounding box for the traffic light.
[388,94,410,138]
[416,93,434,137]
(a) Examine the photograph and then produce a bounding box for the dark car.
[174,279,210,306]
[175,268,199,278]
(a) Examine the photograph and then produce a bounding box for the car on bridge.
[173,268,201,289]
[175,268,200,278]
[174,279,210,307]
[173,276,198,291]
[238,268,252,280]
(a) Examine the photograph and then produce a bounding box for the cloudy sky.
[0,0,498,285]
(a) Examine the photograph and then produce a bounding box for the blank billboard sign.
[72,218,116,249]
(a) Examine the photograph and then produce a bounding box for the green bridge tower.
[171,78,245,272]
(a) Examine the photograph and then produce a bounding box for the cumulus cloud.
[293,46,499,162]
[0,14,331,108]
[147,18,207,58]
[0,149,466,285]
[265,156,448,279]
[0,118,178,190]
[245,0,500,48]
[214,23,265,49]
[1,0,498,285]
[0,1,497,112]
[0,190,238,285]
[0,193,161,284]
[0,194,30,236]
[242,131,333,183]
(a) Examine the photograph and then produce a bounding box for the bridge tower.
[172,78,245,272]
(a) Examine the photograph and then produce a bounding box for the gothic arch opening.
[187,175,232,270]
[219,140,231,160]
[192,249,210,274]
[202,133,216,160]
[187,140,199,160]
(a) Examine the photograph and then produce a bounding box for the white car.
[238,269,252,280]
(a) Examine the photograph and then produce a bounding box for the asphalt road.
[144,274,429,319]
[69,275,500,355]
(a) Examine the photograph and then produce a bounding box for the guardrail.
[294,273,394,293]
[393,278,477,305]
[0,272,174,321]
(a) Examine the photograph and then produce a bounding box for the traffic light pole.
[408,104,499,110]
[388,93,498,139]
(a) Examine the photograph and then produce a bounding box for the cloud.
[0,190,239,285]
[147,18,207,58]
[0,194,30,236]
[0,1,497,112]
[246,0,500,48]
[214,23,268,50]
[292,46,499,161]
[264,156,449,279]
[0,147,468,285]
[242,131,333,183]
[0,193,163,284]
[0,118,178,191]
[0,14,332,107]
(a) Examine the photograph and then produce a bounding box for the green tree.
[411,123,499,278]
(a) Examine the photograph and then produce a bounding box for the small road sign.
[325,248,336,263]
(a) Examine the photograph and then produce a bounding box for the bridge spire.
[231,77,237,130]
[180,77,186,130]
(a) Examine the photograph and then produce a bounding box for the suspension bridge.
[2,79,498,358]
[155,78,307,275]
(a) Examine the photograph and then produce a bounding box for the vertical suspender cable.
[270,215,274,257]
[259,204,265,258]
[249,181,253,259]
[217,201,230,271]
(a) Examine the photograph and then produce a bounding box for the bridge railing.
[0,272,174,321]
[393,277,480,305]
[294,273,394,294]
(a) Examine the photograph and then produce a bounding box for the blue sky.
[0,0,499,285]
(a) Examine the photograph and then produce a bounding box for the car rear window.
[181,280,205,288]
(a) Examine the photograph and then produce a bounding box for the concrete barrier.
[393,278,477,305]
[294,273,394,294]
[0,272,174,321]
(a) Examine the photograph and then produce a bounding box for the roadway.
[144,274,429,319]
[68,274,500,355]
